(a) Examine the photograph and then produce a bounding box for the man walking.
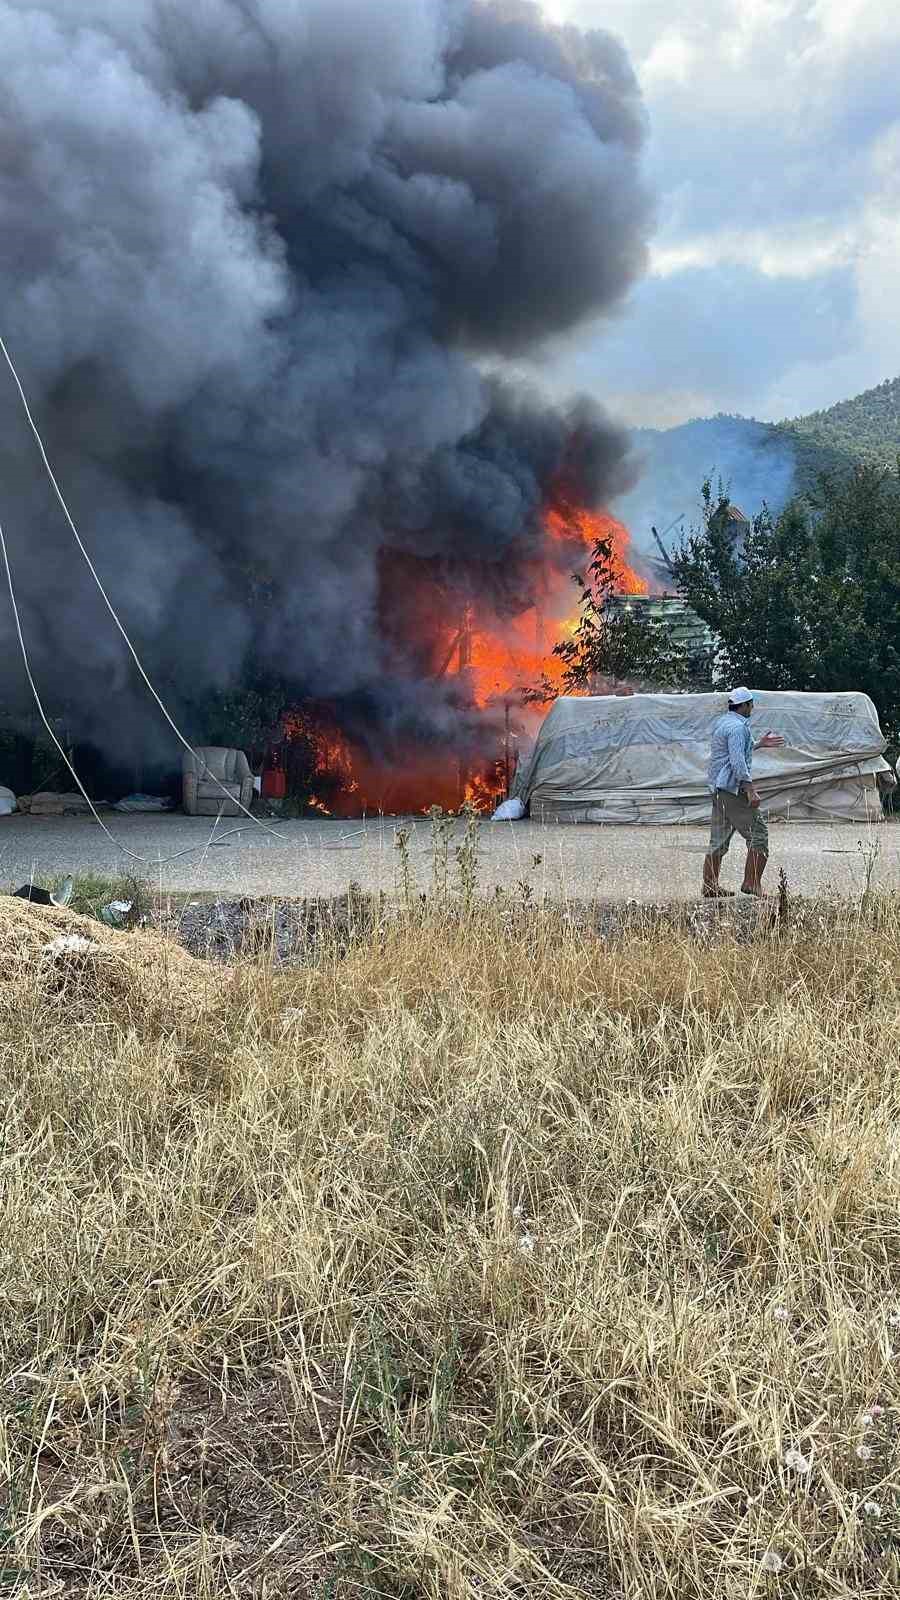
[703,687,784,899]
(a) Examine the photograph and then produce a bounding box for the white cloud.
[806,0,900,55]
[641,30,696,89]
[538,0,900,421]
[650,223,860,281]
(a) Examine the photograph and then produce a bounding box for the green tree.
[193,678,290,764]
[671,468,900,740]
[535,535,692,697]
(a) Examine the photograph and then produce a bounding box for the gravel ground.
[164,890,782,964]
[0,810,896,903]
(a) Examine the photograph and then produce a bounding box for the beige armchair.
[183,747,254,818]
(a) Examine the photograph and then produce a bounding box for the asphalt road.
[1,811,896,902]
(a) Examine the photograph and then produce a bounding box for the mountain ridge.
[617,375,900,555]
[779,374,900,472]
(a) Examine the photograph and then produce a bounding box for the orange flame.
[545,503,648,591]
[274,500,648,814]
[465,503,647,708]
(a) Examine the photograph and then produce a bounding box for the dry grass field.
[1,868,900,1598]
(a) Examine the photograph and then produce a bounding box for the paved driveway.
[1,812,896,902]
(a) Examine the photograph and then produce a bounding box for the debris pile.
[0,898,222,1022]
[164,888,379,965]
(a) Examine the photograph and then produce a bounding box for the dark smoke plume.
[0,0,652,766]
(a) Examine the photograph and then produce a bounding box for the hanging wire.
[0,333,374,863]
[0,329,286,840]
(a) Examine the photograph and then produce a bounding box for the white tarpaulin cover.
[511,690,890,825]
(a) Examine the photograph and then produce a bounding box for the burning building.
[604,594,717,682]
[0,1,654,813]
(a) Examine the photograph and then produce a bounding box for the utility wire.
[1,520,366,867]
[0,329,284,841]
[0,515,160,867]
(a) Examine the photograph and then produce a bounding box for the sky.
[530,0,900,427]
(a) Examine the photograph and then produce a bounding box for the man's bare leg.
[702,852,735,898]
[741,848,769,897]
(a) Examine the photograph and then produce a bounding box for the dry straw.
[0,882,898,1598]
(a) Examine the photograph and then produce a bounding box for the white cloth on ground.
[491,796,526,821]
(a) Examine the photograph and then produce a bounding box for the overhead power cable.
[1,517,365,866]
[0,515,164,866]
[0,329,284,841]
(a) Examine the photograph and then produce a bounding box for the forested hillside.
[781,376,900,471]
[622,376,900,553]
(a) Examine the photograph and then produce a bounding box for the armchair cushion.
[183,747,254,817]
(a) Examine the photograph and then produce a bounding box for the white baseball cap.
[729,686,754,705]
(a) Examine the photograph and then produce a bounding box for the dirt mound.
[0,897,223,1022]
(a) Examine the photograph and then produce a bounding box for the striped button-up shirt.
[707,710,752,795]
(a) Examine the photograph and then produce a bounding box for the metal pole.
[504,700,511,797]
[651,526,677,580]
[457,606,471,805]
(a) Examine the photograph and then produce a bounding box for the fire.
[273,497,648,815]
[282,707,359,816]
[465,501,647,708]
[545,502,648,593]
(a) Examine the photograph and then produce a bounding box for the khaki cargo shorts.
[708,788,769,858]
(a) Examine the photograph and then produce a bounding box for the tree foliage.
[537,536,693,697]
[671,468,900,740]
[192,678,290,763]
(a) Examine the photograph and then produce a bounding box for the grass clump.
[0,892,898,1597]
[18,870,151,922]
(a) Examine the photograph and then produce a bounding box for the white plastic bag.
[491,796,525,821]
